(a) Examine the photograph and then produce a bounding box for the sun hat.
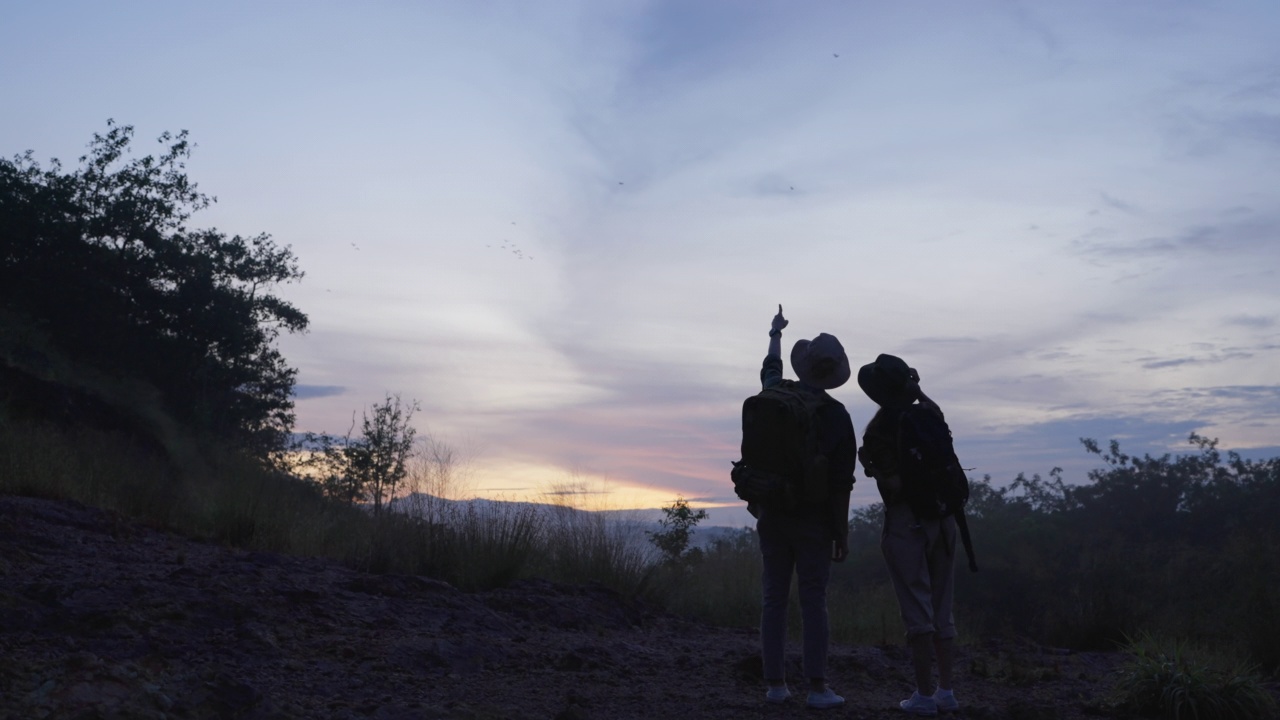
[790,333,851,390]
[856,353,919,407]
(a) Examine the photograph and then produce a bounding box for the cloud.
[1196,385,1280,403]
[899,336,983,354]
[1073,225,1212,258]
[1072,215,1280,261]
[958,414,1204,483]
[541,487,611,497]
[748,172,801,197]
[1227,70,1280,102]
[1228,112,1280,146]
[1138,352,1253,370]
[1143,385,1280,434]
[1099,191,1139,215]
[293,384,346,400]
[1001,1,1063,58]
[1224,314,1275,329]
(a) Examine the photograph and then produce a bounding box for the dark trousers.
[757,506,832,682]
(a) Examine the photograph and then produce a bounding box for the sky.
[3,1,1278,526]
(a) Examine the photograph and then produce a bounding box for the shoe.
[932,688,959,712]
[765,685,791,704]
[899,691,938,716]
[806,687,845,709]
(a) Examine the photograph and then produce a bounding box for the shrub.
[1110,634,1277,720]
[647,496,708,565]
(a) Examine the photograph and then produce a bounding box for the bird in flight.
[489,239,533,260]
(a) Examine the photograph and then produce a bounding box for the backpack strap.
[954,508,978,572]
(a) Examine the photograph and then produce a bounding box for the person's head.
[791,333,851,390]
[856,353,919,408]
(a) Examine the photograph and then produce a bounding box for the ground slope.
[0,495,1177,719]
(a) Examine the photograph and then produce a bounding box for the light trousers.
[881,501,957,639]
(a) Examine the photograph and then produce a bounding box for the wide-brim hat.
[791,333,851,390]
[856,353,919,407]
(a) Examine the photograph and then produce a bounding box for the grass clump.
[648,528,760,628]
[1110,634,1277,720]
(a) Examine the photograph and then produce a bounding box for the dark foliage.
[647,496,709,565]
[839,434,1280,669]
[0,121,307,461]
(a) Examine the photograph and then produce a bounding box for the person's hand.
[770,304,788,334]
[831,534,849,563]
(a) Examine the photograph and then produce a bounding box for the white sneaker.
[932,688,959,712]
[765,685,791,704]
[899,691,938,716]
[807,687,845,709]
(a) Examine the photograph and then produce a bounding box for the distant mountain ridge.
[385,492,749,549]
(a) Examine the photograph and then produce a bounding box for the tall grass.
[650,530,760,628]
[0,421,391,563]
[1110,634,1277,720]
[0,421,655,594]
[536,502,654,591]
[648,526,911,648]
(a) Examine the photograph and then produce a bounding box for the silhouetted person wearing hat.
[857,354,960,716]
[755,306,856,710]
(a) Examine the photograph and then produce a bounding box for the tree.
[304,394,418,513]
[648,496,709,565]
[352,394,418,515]
[0,121,307,460]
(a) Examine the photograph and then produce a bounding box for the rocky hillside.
[1,494,1181,719]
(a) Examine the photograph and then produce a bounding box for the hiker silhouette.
[738,305,856,709]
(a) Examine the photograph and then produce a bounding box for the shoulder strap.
[894,406,912,464]
[955,509,978,573]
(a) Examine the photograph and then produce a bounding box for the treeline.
[948,434,1280,669]
[672,434,1280,671]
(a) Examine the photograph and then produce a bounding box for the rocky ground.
[1,494,1262,719]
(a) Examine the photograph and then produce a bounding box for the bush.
[646,496,708,565]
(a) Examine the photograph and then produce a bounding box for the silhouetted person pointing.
[742,305,856,709]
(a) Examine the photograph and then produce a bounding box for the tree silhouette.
[829,434,1280,669]
[303,394,418,512]
[648,496,709,565]
[0,121,307,460]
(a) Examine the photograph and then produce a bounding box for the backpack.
[731,380,829,512]
[897,404,979,571]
